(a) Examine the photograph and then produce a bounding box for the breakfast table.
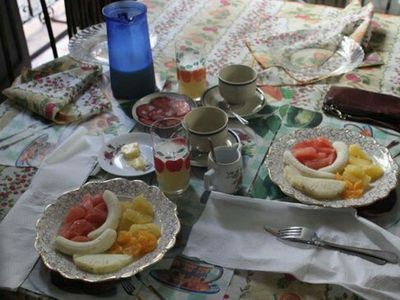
[1,0,400,299]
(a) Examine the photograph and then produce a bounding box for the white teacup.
[182,107,228,153]
[218,64,257,106]
[204,145,243,194]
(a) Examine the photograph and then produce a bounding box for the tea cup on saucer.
[218,64,257,106]
[182,107,229,153]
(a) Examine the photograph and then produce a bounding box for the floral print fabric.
[246,0,379,85]
[2,56,111,124]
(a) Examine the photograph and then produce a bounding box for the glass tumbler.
[175,38,207,101]
[151,118,191,195]
[103,1,156,100]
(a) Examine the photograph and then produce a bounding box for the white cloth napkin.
[184,192,400,300]
[44,127,88,164]
[0,127,103,290]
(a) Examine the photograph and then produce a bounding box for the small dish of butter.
[98,133,154,177]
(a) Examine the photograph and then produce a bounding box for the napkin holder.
[322,86,400,132]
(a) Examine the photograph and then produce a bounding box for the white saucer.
[191,129,240,167]
[201,85,266,118]
[98,133,154,177]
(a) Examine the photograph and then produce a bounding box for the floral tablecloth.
[1,0,400,299]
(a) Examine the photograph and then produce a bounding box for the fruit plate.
[35,178,180,282]
[266,127,399,208]
[132,92,195,127]
[98,133,154,177]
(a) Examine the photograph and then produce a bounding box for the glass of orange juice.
[151,118,191,195]
[175,39,207,101]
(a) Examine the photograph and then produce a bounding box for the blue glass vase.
[103,1,156,100]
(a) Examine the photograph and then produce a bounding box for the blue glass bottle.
[103,1,156,100]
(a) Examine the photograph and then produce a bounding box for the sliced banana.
[73,254,133,274]
[319,141,349,173]
[284,165,346,199]
[131,194,154,217]
[283,150,335,179]
[88,190,122,239]
[54,228,117,256]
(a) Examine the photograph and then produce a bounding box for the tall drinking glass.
[175,38,207,101]
[151,118,191,195]
[103,1,156,100]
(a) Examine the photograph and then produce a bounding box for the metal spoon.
[208,138,218,163]
[217,99,248,125]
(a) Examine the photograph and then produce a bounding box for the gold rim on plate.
[35,178,180,282]
[266,127,399,208]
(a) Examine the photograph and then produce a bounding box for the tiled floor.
[22,0,69,68]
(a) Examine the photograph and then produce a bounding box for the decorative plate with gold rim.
[266,127,399,208]
[35,178,180,282]
[68,23,158,66]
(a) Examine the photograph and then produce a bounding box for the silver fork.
[135,273,165,300]
[121,278,141,298]
[217,99,249,125]
[276,226,398,265]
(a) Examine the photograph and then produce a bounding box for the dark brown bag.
[323,86,400,132]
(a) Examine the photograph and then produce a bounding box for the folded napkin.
[0,127,103,290]
[323,86,400,132]
[249,0,378,86]
[2,56,111,124]
[184,192,400,300]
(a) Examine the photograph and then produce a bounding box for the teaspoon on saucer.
[217,98,249,125]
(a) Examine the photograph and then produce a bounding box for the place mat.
[0,128,103,290]
[22,255,234,300]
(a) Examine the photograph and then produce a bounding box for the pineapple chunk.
[349,156,371,167]
[343,164,364,178]
[118,212,133,231]
[131,195,154,217]
[348,144,371,161]
[120,201,134,211]
[125,208,153,224]
[341,171,361,184]
[364,164,384,180]
[361,174,371,188]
